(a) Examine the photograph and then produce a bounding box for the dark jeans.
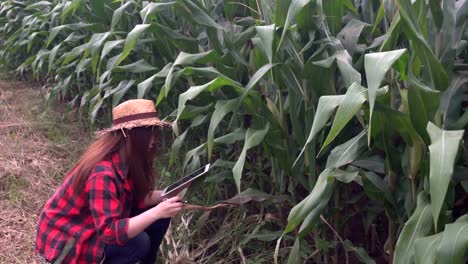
[104,209,170,264]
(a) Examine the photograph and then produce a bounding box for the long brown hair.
[69,127,160,205]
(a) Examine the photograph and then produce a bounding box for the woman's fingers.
[166,196,182,203]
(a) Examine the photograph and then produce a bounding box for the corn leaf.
[427,122,464,230]
[116,24,151,66]
[396,0,449,91]
[364,49,406,144]
[394,192,434,264]
[326,130,367,169]
[111,1,133,31]
[435,217,468,264]
[140,2,175,24]
[116,59,157,73]
[414,234,441,264]
[207,98,241,160]
[232,124,270,192]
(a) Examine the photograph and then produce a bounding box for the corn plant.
[0,0,467,263]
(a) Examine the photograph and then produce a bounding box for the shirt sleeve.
[86,171,130,246]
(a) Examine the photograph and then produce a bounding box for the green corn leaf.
[170,129,188,166]
[435,217,468,264]
[313,49,361,88]
[90,0,108,20]
[379,12,401,51]
[394,192,434,264]
[76,58,91,77]
[177,104,213,120]
[27,31,47,52]
[232,124,270,192]
[116,59,157,73]
[100,39,125,61]
[428,0,443,30]
[373,103,421,145]
[112,80,135,108]
[414,234,441,264]
[46,23,94,47]
[172,50,218,71]
[162,50,218,101]
[116,24,151,67]
[407,74,440,144]
[372,1,385,34]
[214,128,246,145]
[63,32,87,43]
[106,53,121,72]
[287,238,301,264]
[279,0,313,51]
[61,43,87,65]
[84,32,111,74]
[343,0,358,15]
[140,2,175,23]
[296,171,358,238]
[322,0,343,35]
[321,83,384,153]
[427,122,464,230]
[48,43,62,73]
[242,63,276,99]
[61,0,83,23]
[177,0,222,29]
[274,0,291,27]
[364,49,406,144]
[326,130,367,169]
[207,98,241,160]
[255,24,276,63]
[183,128,246,170]
[343,240,376,264]
[25,1,52,10]
[395,0,449,91]
[362,171,395,206]
[338,19,369,56]
[175,76,242,134]
[89,92,103,125]
[284,168,358,235]
[84,32,111,59]
[294,95,344,165]
[137,74,158,99]
[111,1,133,31]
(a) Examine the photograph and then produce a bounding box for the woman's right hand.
[151,196,184,219]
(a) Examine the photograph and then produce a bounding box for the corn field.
[0,0,467,263]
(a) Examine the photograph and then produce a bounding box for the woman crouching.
[36,99,183,264]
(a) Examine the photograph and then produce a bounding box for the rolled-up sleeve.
[86,172,129,245]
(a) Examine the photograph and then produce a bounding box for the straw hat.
[96,99,172,137]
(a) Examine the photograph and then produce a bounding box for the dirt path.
[0,80,89,263]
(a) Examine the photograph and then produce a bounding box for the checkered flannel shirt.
[35,152,138,263]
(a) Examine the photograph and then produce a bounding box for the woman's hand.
[150,196,184,219]
[143,190,164,207]
[128,196,184,239]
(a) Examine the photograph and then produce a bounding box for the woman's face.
[148,128,161,155]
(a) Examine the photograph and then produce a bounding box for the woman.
[36,99,184,264]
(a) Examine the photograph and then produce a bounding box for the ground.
[0,80,89,263]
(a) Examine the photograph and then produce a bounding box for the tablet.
[161,164,211,198]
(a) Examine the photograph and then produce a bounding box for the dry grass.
[0,80,90,264]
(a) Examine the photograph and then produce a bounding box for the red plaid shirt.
[35,152,141,263]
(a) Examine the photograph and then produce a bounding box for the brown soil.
[0,80,89,264]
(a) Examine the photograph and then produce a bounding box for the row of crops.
[1,0,467,263]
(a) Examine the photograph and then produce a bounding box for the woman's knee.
[132,232,151,259]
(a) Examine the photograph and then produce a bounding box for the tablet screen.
[163,164,210,195]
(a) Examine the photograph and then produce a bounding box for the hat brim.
[94,118,172,138]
